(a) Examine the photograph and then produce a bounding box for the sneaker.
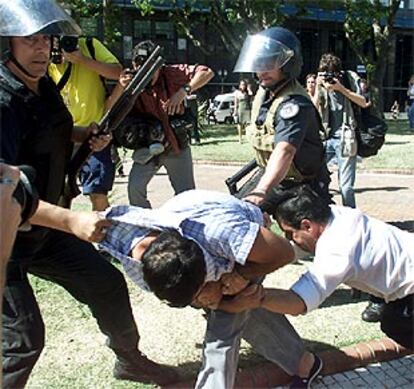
[113,351,180,386]
[361,302,386,322]
[289,355,323,388]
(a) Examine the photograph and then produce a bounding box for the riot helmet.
[234,27,303,80]
[0,0,81,37]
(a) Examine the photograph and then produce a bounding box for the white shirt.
[291,206,414,311]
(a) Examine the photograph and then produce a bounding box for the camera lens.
[60,36,79,53]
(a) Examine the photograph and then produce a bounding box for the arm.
[236,226,294,280]
[63,49,122,80]
[218,285,306,315]
[251,141,297,195]
[29,200,111,242]
[327,78,368,108]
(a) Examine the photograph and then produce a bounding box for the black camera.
[1,165,39,228]
[319,71,337,84]
[50,36,79,64]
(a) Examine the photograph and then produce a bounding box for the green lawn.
[25,118,412,388]
[192,119,414,170]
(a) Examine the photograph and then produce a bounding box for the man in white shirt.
[226,185,414,349]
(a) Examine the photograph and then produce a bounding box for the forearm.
[78,57,122,80]
[189,69,214,92]
[105,82,124,111]
[72,126,88,143]
[261,288,306,315]
[341,87,367,108]
[255,143,296,193]
[29,200,76,234]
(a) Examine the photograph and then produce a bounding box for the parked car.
[207,93,235,124]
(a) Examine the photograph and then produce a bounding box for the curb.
[163,338,412,389]
[193,159,414,175]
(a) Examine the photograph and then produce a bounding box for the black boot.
[361,301,386,323]
[113,350,181,385]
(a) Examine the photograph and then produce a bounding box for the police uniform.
[0,62,140,388]
[246,80,331,213]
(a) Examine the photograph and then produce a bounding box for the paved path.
[78,162,414,388]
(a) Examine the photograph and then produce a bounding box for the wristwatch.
[182,83,192,94]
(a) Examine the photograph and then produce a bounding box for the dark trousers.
[380,294,413,349]
[3,230,140,389]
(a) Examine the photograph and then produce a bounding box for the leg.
[3,265,45,389]
[163,147,195,195]
[195,309,250,389]
[127,158,158,208]
[334,139,357,208]
[29,231,179,385]
[380,294,413,349]
[408,102,414,130]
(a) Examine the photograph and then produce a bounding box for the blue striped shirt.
[98,190,264,290]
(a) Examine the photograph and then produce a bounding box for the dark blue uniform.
[0,63,140,388]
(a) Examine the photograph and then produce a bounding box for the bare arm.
[326,79,368,108]
[257,141,296,192]
[63,49,122,80]
[235,226,294,280]
[219,285,307,315]
[29,200,111,242]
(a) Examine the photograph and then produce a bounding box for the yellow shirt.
[49,37,119,126]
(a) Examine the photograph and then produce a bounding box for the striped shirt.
[98,190,264,290]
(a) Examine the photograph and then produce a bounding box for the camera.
[319,71,337,84]
[50,36,79,64]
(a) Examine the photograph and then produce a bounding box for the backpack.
[344,71,388,158]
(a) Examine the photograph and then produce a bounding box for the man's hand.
[221,271,249,296]
[243,188,267,206]
[119,68,134,89]
[87,122,112,152]
[62,49,84,65]
[192,281,223,310]
[163,88,186,115]
[219,284,264,313]
[67,211,111,243]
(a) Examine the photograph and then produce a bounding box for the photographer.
[111,40,214,208]
[0,1,178,387]
[315,53,368,209]
[49,36,122,211]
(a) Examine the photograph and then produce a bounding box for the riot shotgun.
[60,46,164,208]
[225,159,263,199]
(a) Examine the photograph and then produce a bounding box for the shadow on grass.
[384,140,411,146]
[319,289,368,309]
[200,138,237,146]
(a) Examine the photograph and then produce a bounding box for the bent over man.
[0,1,178,387]
[98,189,324,388]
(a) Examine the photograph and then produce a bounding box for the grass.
[25,118,413,388]
[192,119,414,170]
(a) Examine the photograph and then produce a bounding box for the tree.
[344,0,402,112]
[58,0,121,45]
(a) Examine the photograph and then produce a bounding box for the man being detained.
[98,189,323,389]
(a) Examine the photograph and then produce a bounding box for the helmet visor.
[233,34,294,73]
[0,0,81,37]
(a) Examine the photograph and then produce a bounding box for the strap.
[56,62,72,91]
[86,37,108,94]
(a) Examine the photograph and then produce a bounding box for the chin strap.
[265,77,292,95]
[8,54,38,79]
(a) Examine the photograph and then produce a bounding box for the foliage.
[132,0,308,56]
[58,0,122,45]
[343,0,402,111]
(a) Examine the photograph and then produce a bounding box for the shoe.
[289,355,323,388]
[361,302,386,322]
[114,351,180,386]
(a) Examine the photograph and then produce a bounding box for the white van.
[208,93,235,124]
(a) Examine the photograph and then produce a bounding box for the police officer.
[234,27,331,212]
[0,0,178,387]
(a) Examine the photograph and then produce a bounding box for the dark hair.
[306,73,316,81]
[318,53,342,73]
[141,230,206,308]
[274,185,332,229]
[132,40,156,64]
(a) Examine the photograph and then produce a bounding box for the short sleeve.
[0,104,22,163]
[92,38,120,65]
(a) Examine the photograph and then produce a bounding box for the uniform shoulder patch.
[279,102,300,119]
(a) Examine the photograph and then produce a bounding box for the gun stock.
[59,47,164,208]
[225,159,263,198]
